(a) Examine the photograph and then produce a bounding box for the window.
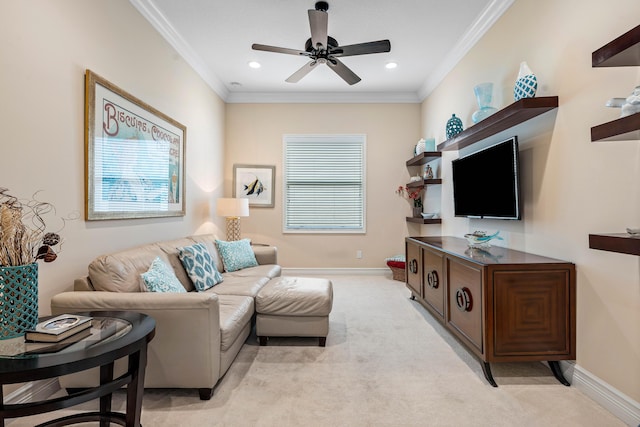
[283,134,366,233]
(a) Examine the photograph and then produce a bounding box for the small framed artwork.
[233,164,275,208]
[84,69,186,220]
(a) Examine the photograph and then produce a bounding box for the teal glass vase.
[472,82,498,123]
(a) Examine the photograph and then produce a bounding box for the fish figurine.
[464,231,502,248]
[244,178,264,196]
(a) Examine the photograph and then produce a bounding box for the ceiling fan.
[251,1,391,85]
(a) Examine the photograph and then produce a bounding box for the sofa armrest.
[50,291,222,389]
[252,245,278,265]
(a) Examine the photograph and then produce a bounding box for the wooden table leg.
[125,343,148,427]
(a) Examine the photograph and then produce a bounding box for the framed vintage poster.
[233,165,275,208]
[84,70,186,220]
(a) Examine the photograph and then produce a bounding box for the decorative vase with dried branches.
[0,188,66,339]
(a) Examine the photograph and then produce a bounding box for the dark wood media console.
[405,236,576,386]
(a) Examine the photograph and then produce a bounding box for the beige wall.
[0,0,226,313]
[225,103,421,268]
[421,0,639,401]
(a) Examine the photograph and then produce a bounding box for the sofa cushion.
[178,243,223,292]
[89,245,173,293]
[215,239,258,272]
[224,264,282,280]
[154,238,198,292]
[141,257,187,293]
[208,275,270,298]
[217,295,254,352]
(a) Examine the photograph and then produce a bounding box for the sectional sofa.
[50,234,280,400]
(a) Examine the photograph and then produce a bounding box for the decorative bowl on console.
[464,231,502,248]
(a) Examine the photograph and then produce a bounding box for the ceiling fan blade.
[286,61,318,83]
[308,9,328,49]
[327,58,361,85]
[331,40,391,57]
[252,43,308,56]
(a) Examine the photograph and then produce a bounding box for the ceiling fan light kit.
[252,1,391,85]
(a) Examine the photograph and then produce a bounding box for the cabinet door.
[422,248,444,318]
[492,269,574,358]
[405,241,422,297]
[447,257,483,353]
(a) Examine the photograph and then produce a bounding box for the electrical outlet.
[356,250,363,259]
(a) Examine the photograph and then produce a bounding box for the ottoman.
[255,277,333,347]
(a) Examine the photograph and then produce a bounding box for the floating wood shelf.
[589,234,640,256]
[592,24,640,67]
[437,96,559,152]
[406,179,442,188]
[591,113,640,141]
[405,217,442,224]
[406,152,442,166]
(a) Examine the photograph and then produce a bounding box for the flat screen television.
[451,136,521,220]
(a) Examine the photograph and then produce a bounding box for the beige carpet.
[9,275,624,426]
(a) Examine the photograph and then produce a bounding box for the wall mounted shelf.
[405,217,442,225]
[406,152,442,166]
[406,179,442,188]
[588,26,640,255]
[589,234,640,256]
[591,113,640,141]
[592,24,640,67]
[590,25,640,142]
[437,96,559,152]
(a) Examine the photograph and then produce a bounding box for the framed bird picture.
[233,164,275,208]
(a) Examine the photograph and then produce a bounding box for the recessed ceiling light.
[385,62,398,69]
[248,61,261,69]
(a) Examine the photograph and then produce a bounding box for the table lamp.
[216,198,249,241]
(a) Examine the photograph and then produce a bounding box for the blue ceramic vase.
[446,114,464,139]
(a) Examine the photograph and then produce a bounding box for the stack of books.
[25,314,93,343]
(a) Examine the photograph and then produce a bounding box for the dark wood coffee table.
[0,311,155,427]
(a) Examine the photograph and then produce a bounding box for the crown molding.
[226,91,421,104]
[417,0,515,101]
[129,0,229,100]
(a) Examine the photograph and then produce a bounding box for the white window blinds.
[283,135,366,233]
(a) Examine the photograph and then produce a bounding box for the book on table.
[25,314,93,343]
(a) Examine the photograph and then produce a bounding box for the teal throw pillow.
[215,239,258,272]
[178,243,223,292]
[141,257,187,293]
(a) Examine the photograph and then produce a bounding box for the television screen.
[451,136,521,220]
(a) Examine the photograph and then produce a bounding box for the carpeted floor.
[8,275,624,426]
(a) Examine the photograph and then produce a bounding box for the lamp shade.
[216,198,249,217]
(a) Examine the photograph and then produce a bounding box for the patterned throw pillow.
[178,243,223,292]
[215,239,258,272]
[140,257,187,293]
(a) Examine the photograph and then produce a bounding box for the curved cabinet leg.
[410,294,416,300]
[481,362,498,387]
[548,361,570,386]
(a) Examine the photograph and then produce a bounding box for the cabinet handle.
[426,270,439,289]
[409,259,418,274]
[455,287,473,312]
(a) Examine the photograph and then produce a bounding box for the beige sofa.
[50,234,280,400]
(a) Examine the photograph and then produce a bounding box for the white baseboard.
[559,361,640,426]
[4,378,61,404]
[281,267,389,276]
